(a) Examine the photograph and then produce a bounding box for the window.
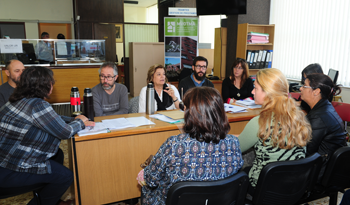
[270,0,350,86]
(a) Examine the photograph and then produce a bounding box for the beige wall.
[0,0,74,38]
[124,6,147,23]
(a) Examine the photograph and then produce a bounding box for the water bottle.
[70,87,82,117]
[83,88,94,121]
[146,83,155,115]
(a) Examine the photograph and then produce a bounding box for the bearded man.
[178,56,214,96]
[92,62,128,116]
[0,60,25,108]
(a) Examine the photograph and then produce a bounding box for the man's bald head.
[5,60,25,88]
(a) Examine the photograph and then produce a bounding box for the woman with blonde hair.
[238,68,312,191]
[138,64,181,113]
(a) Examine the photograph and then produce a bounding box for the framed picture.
[115,24,123,43]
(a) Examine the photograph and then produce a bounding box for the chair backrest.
[252,153,323,205]
[290,92,301,100]
[321,146,350,189]
[166,171,249,205]
[332,102,350,122]
[128,96,139,113]
[328,68,339,84]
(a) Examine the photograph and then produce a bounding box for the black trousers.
[0,148,73,205]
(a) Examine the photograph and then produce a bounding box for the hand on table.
[75,115,96,127]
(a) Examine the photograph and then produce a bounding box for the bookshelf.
[236,23,275,74]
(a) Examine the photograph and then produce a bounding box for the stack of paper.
[77,117,155,137]
[247,32,269,44]
[224,103,248,113]
[235,99,262,109]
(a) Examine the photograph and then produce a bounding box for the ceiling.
[124,0,157,8]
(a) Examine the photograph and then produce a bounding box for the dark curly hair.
[183,87,230,144]
[9,66,55,102]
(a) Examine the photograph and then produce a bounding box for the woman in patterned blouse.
[137,87,244,205]
[238,68,312,193]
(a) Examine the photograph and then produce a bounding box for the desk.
[72,110,260,205]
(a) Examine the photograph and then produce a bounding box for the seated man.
[0,60,25,108]
[92,62,128,116]
[178,56,214,96]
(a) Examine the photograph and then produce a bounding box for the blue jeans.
[0,149,73,205]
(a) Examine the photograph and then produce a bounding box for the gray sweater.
[92,83,128,116]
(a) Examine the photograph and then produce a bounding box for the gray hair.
[98,62,118,75]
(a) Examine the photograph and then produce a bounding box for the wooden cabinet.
[236,23,275,74]
[129,42,164,97]
[214,27,227,80]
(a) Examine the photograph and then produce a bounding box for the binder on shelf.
[267,50,273,68]
[256,50,263,69]
[252,50,259,69]
[249,51,255,69]
[264,51,270,68]
[246,50,252,63]
[261,50,267,69]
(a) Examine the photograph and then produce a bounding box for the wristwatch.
[173,97,178,102]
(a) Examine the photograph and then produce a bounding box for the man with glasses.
[92,62,128,116]
[179,56,214,96]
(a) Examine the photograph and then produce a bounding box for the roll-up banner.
[164,17,198,74]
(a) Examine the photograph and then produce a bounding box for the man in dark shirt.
[178,56,214,96]
[0,60,25,107]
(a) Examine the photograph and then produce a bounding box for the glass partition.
[0,39,105,66]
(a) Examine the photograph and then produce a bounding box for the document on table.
[102,118,136,129]
[224,103,248,113]
[77,117,155,137]
[77,122,110,136]
[156,110,184,120]
[149,114,184,124]
[235,99,262,109]
[125,116,155,127]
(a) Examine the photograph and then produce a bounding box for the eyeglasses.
[99,75,116,81]
[234,66,243,70]
[195,65,207,70]
[302,85,315,89]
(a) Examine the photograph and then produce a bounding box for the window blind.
[124,24,158,58]
[270,0,350,86]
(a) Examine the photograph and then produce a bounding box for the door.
[94,23,116,62]
[129,42,164,97]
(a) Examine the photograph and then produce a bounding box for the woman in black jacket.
[300,73,347,180]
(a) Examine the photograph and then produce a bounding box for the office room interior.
[0,0,349,205]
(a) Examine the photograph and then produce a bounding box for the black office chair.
[247,152,322,205]
[298,146,350,205]
[0,183,46,205]
[166,171,249,205]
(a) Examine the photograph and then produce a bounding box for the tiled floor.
[1,127,349,205]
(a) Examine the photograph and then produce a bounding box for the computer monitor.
[328,69,339,84]
[16,43,36,64]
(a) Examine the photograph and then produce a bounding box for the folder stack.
[247,32,269,44]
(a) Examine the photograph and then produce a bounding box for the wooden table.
[71,109,261,205]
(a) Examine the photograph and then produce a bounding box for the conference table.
[71,109,261,205]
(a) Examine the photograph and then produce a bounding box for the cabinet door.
[130,42,164,96]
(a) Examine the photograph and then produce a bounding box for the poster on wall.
[164,17,198,81]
